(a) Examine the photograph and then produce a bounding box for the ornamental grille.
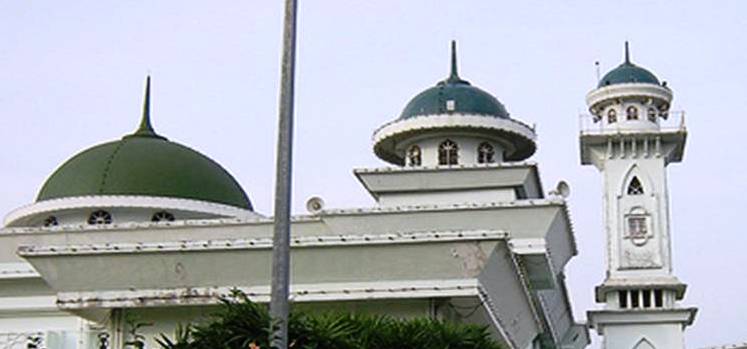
[151,211,175,222]
[438,139,459,165]
[87,210,112,225]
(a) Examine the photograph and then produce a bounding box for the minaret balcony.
[578,111,687,167]
[578,110,685,136]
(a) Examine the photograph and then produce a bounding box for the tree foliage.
[157,290,503,349]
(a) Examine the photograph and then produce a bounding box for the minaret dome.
[587,42,673,132]
[373,41,536,167]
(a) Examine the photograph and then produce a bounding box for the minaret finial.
[135,76,156,136]
[449,40,459,80]
[624,41,631,63]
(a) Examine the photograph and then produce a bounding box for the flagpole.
[269,0,298,347]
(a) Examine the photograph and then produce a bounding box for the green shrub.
[157,290,503,349]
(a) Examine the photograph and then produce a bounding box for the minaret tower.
[584,43,697,349]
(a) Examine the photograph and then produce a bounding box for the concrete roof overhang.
[579,129,687,166]
[354,162,545,201]
[5,199,581,348]
[587,307,698,335]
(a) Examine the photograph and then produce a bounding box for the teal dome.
[400,42,509,120]
[598,62,659,87]
[598,42,661,88]
[37,78,252,210]
[400,79,509,119]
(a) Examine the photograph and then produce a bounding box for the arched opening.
[627,176,644,195]
[438,139,459,165]
[626,106,639,120]
[607,108,617,124]
[647,108,657,122]
[477,142,495,164]
[407,145,422,166]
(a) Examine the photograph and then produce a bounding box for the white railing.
[578,111,686,135]
[0,330,109,349]
[0,332,37,349]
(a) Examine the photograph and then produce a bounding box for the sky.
[0,1,745,348]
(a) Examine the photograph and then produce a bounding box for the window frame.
[407,145,422,167]
[627,176,644,195]
[477,142,495,164]
[438,139,459,165]
[626,105,639,120]
[87,210,113,225]
[607,108,618,124]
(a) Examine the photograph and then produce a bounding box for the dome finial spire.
[624,41,631,63]
[133,76,158,137]
[449,40,459,80]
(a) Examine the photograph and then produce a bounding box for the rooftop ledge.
[1,198,568,236]
[353,161,537,174]
[17,230,510,257]
[56,279,481,310]
[4,195,260,227]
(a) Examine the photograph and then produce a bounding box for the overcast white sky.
[1,1,745,348]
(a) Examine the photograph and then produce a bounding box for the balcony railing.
[579,111,686,135]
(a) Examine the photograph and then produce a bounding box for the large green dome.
[37,135,252,209]
[598,42,661,88]
[37,79,252,210]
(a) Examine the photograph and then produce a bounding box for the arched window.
[152,211,175,222]
[407,145,421,166]
[647,108,657,122]
[88,210,112,225]
[626,106,639,120]
[43,216,58,227]
[438,139,459,165]
[477,142,495,164]
[607,108,617,124]
[627,176,644,195]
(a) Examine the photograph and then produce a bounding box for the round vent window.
[43,216,58,227]
[88,210,112,225]
[152,211,175,222]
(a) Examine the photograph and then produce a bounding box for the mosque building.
[0,41,697,349]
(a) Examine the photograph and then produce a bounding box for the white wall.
[401,135,505,167]
[378,188,516,207]
[603,323,684,349]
